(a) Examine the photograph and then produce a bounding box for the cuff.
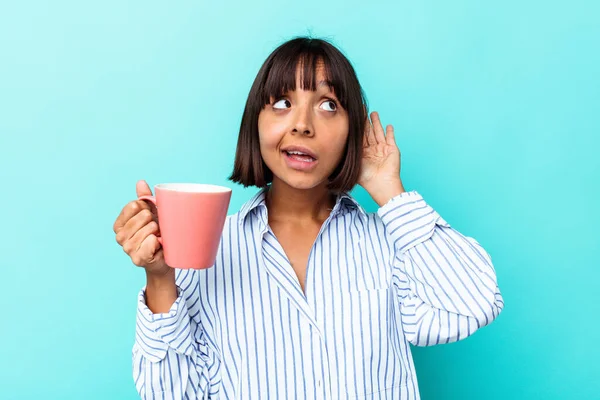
[377,191,450,253]
[135,286,196,362]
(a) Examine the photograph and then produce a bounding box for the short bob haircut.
[228,36,368,193]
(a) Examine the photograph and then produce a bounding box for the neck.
[265,179,336,223]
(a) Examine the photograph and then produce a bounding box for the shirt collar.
[238,186,366,225]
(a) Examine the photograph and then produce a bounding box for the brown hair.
[228,36,368,193]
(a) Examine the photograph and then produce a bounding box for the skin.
[113,181,176,312]
[113,64,405,311]
[258,65,351,293]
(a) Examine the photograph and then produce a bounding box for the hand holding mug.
[113,180,171,276]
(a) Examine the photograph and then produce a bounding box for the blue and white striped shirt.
[133,189,504,399]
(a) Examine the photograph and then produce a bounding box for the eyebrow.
[317,80,334,89]
[315,80,337,97]
[270,79,335,99]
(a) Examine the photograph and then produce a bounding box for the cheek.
[329,124,350,157]
[258,117,286,150]
[331,137,349,164]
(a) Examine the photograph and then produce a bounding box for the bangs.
[259,41,352,109]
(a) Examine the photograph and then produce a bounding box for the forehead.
[293,64,331,91]
[261,54,347,105]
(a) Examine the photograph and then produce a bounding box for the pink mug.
[139,183,232,270]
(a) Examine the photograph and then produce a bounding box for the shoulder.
[334,195,394,258]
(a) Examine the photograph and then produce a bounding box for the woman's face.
[258,65,349,191]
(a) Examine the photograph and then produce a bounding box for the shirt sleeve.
[133,269,221,398]
[377,191,504,346]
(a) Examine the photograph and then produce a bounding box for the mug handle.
[138,195,163,245]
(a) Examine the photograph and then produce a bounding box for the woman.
[113,37,504,399]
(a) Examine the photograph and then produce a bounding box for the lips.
[282,150,318,171]
[281,145,318,160]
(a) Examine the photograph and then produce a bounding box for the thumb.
[136,180,153,198]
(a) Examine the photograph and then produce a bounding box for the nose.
[292,104,314,136]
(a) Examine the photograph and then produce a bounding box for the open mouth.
[283,150,317,162]
[282,150,318,171]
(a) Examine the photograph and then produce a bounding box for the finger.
[115,207,155,244]
[364,115,375,146]
[385,124,396,146]
[370,111,385,144]
[136,180,153,198]
[134,234,162,266]
[114,200,152,234]
[123,221,160,261]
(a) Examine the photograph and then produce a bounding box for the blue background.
[1,1,598,399]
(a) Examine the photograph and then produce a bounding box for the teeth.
[285,150,315,162]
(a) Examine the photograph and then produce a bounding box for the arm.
[377,191,504,346]
[133,268,221,398]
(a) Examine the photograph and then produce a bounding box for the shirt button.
[317,380,321,388]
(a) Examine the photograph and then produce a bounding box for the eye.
[273,98,291,109]
[320,99,337,112]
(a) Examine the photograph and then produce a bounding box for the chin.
[277,174,326,190]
